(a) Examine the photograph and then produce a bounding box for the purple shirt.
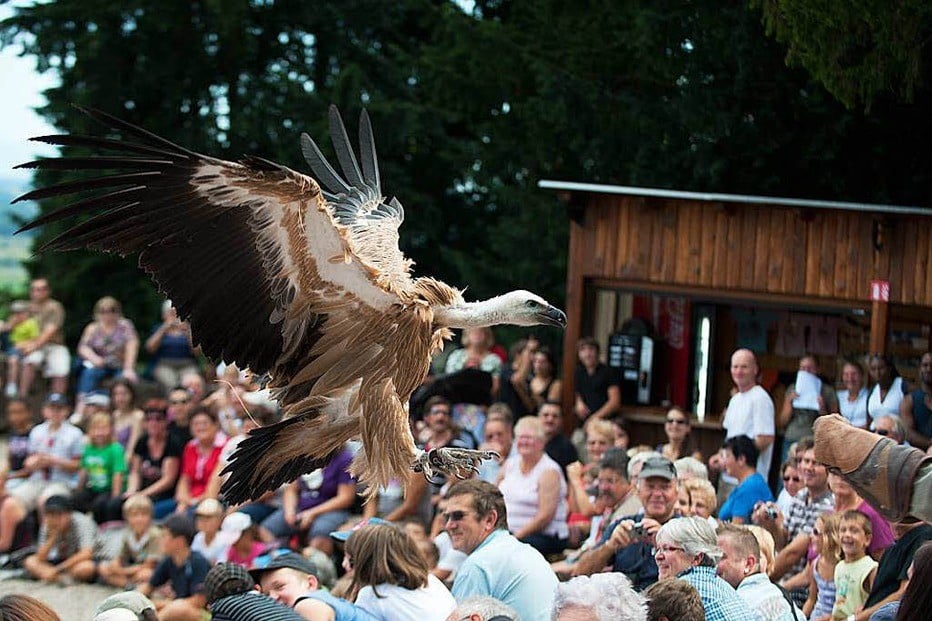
[859,499,895,556]
[297,449,355,511]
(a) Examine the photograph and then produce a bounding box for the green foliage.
[753,0,932,110]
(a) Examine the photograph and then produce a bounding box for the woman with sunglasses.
[658,407,703,462]
[121,399,183,519]
[774,460,803,520]
[75,296,139,418]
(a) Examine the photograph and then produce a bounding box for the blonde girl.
[802,512,842,621]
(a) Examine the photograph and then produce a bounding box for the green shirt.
[81,442,127,493]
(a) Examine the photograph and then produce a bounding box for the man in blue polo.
[444,479,557,621]
[573,456,680,590]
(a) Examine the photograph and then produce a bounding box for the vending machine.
[608,330,654,405]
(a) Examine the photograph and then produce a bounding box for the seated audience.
[717,435,773,524]
[444,595,520,621]
[0,398,34,493]
[251,550,379,620]
[574,456,680,589]
[644,578,706,621]
[654,517,754,620]
[498,416,569,556]
[219,511,267,566]
[0,393,84,555]
[658,407,703,462]
[445,479,558,621]
[75,412,127,523]
[873,541,932,621]
[76,296,139,408]
[858,519,932,620]
[204,562,305,621]
[138,514,211,621]
[673,456,708,482]
[345,522,456,620]
[24,494,98,584]
[899,351,932,449]
[19,277,70,397]
[261,443,356,557]
[682,478,717,521]
[837,360,869,429]
[828,471,894,560]
[552,573,647,621]
[2,299,39,398]
[716,523,804,620]
[110,378,144,462]
[866,355,907,420]
[174,407,227,515]
[774,460,803,521]
[476,404,515,483]
[145,300,199,394]
[124,399,182,519]
[98,494,163,589]
[870,414,908,445]
[191,498,231,564]
[832,510,877,621]
[539,401,579,473]
[797,513,840,621]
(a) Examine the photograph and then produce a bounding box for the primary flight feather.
[15,105,567,504]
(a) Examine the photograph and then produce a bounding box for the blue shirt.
[718,472,774,522]
[296,591,378,621]
[149,550,211,598]
[452,529,558,621]
[680,565,755,621]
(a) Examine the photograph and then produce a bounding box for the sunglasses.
[875,429,890,436]
[442,510,473,523]
[783,476,801,482]
[665,418,688,425]
[430,408,450,416]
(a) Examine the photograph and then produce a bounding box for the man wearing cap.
[442,479,558,621]
[0,392,85,555]
[138,514,211,621]
[23,494,98,584]
[204,562,304,621]
[251,551,378,621]
[573,456,680,590]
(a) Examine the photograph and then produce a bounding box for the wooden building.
[542,181,931,458]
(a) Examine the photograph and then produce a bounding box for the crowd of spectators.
[2,281,932,620]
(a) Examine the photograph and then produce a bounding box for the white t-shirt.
[867,376,905,419]
[837,388,869,428]
[355,574,456,621]
[722,385,775,480]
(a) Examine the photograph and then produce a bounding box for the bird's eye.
[525,300,540,309]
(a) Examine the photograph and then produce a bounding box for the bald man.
[719,349,775,485]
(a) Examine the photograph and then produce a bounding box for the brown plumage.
[15,105,566,504]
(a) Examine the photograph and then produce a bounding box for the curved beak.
[537,305,567,328]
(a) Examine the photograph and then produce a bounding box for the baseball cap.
[637,456,677,481]
[329,517,390,542]
[248,551,318,582]
[204,562,255,604]
[94,591,157,620]
[43,495,74,513]
[195,498,225,517]
[218,512,252,545]
[45,392,70,408]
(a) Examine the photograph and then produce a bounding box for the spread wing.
[14,106,410,402]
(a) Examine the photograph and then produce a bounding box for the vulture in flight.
[15,105,566,504]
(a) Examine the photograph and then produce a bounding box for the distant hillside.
[0,177,37,237]
[0,177,36,289]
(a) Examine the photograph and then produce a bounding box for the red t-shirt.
[180,436,226,498]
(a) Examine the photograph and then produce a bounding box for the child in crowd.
[98,494,162,589]
[139,514,211,620]
[191,498,230,564]
[2,300,39,398]
[832,510,878,620]
[802,513,841,621]
[75,412,127,524]
[220,512,267,566]
[0,399,34,493]
[23,495,98,585]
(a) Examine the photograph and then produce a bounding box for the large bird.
[15,105,566,504]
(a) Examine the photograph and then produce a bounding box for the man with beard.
[573,456,679,590]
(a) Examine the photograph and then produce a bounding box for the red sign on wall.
[870,280,890,302]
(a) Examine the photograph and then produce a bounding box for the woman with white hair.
[552,573,647,621]
[653,517,753,621]
[498,416,569,555]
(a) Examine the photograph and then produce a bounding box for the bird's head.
[498,290,567,328]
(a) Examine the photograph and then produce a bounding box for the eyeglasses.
[782,476,801,482]
[653,545,685,557]
[665,418,688,425]
[430,408,450,416]
[442,510,473,524]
